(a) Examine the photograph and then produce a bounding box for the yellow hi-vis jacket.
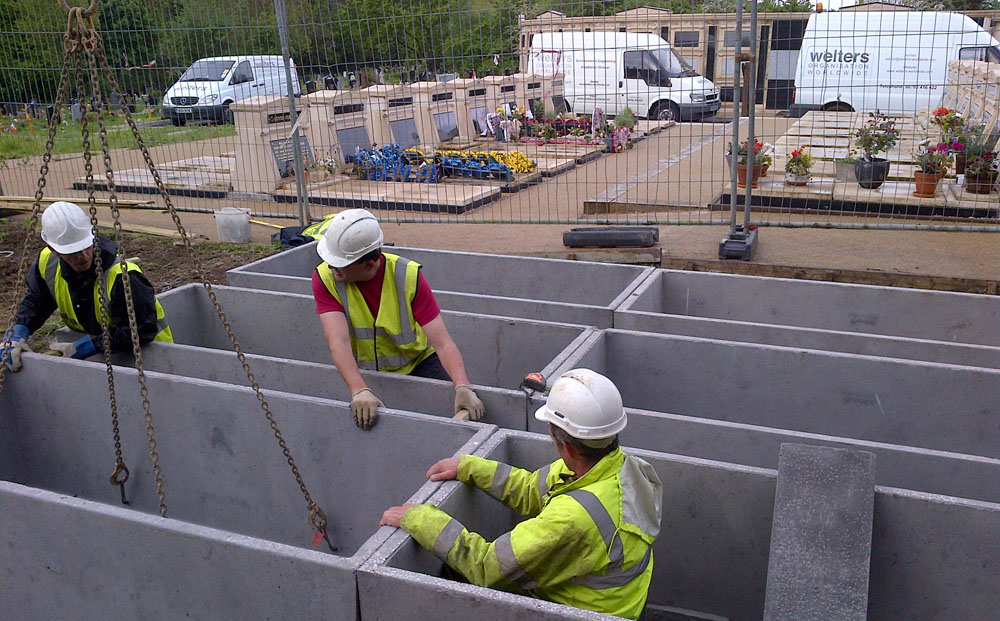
[401,448,663,619]
[38,247,173,343]
[316,253,433,374]
[301,213,337,240]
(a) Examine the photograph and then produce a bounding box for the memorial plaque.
[267,111,291,124]
[269,135,313,178]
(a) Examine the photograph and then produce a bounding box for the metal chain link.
[87,15,334,548]
[0,44,75,396]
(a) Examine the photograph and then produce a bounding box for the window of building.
[724,30,753,48]
[674,31,700,48]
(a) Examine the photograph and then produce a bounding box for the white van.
[791,11,1000,116]
[528,31,720,121]
[162,55,301,125]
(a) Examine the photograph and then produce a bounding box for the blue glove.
[2,324,30,372]
[46,335,98,360]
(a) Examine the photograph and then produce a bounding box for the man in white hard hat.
[380,368,662,619]
[1,201,173,372]
[313,208,485,429]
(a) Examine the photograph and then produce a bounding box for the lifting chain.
[1,0,335,551]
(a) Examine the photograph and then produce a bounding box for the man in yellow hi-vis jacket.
[381,369,662,619]
[2,202,172,372]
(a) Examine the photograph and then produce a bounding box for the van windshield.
[179,60,236,82]
[650,48,697,78]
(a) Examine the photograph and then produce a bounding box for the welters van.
[528,31,720,121]
[791,11,1000,116]
[162,55,301,125]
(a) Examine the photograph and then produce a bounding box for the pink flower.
[952,141,964,151]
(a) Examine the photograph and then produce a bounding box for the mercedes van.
[162,55,301,125]
[791,11,1000,116]
[528,31,720,121]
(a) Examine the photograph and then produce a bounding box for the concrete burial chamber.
[0,354,494,618]
[226,242,652,327]
[554,330,1000,460]
[362,430,1000,621]
[156,283,591,391]
[618,269,1000,349]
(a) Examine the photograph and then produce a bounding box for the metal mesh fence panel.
[1,1,998,230]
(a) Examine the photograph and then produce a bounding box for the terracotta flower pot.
[965,171,998,195]
[760,163,770,178]
[912,170,940,198]
[735,162,761,189]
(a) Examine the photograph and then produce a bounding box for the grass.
[0,111,236,161]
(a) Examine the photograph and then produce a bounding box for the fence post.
[274,0,310,226]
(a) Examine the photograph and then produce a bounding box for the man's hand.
[426,457,459,482]
[351,388,383,430]
[380,503,418,528]
[46,336,97,360]
[454,384,485,421]
[1,339,30,372]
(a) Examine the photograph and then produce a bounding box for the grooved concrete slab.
[763,444,875,620]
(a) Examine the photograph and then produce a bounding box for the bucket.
[214,207,251,243]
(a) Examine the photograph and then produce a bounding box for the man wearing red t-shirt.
[313,209,485,430]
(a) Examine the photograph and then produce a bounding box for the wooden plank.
[0,196,155,208]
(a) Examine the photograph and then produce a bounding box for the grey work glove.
[454,384,485,421]
[351,388,383,430]
[1,339,30,372]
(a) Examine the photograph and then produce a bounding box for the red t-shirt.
[312,255,441,326]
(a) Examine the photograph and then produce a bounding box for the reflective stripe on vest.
[316,253,430,374]
[38,248,173,342]
[564,489,652,590]
[302,214,337,239]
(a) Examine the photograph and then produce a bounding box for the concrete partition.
[0,354,495,618]
[554,330,1000,459]
[362,430,1000,620]
[156,284,591,390]
[114,342,530,430]
[618,269,1000,350]
[227,242,652,327]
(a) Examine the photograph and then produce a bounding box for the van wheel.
[651,102,680,122]
[822,102,854,112]
[171,117,186,127]
[221,103,234,125]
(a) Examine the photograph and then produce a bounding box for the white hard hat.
[316,209,384,268]
[534,368,627,442]
[40,201,94,254]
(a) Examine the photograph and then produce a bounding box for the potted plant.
[614,107,636,131]
[758,143,774,177]
[835,149,858,182]
[954,121,993,178]
[784,145,815,186]
[726,138,765,188]
[964,151,998,195]
[854,112,899,189]
[912,141,951,198]
[930,107,965,143]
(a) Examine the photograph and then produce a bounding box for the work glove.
[46,336,98,360]
[351,388,383,430]
[454,384,485,421]
[1,324,31,372]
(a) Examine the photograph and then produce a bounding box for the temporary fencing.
[0,1,998,231]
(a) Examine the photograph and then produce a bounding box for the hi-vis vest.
[316,253,433,374]
[38,247,173,343]
[302,214,337,240]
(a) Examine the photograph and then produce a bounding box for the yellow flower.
[496,107,503,114]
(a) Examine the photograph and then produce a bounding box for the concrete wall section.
[622,270,1000,346]
[557,331,1000,459]
[0,354,494,560]
[115,343,529,430]
[368,430,778,621]
[0,482,357,620]
[867,490,1000,619]
[227,243,652,327]
[526,406,1000,504]
[156,284,591,390]
[614,309,1000,369]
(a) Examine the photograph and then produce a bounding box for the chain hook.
[59,0,97,17]
[110,462,130,505]
[309,505,337,552]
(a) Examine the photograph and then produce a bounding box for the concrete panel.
[764,444,875,620]
[0,354,495,618]
[114,342,529,430]
[615,307,1000,369]
[365,430,778,621]
[529,405,1000,504]
[555,330,1000,459]
[227,243,653,327]
[0,482,354,620]
[620,269,1000,347]
[364,430,1000,620]
[156,283,591,391]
